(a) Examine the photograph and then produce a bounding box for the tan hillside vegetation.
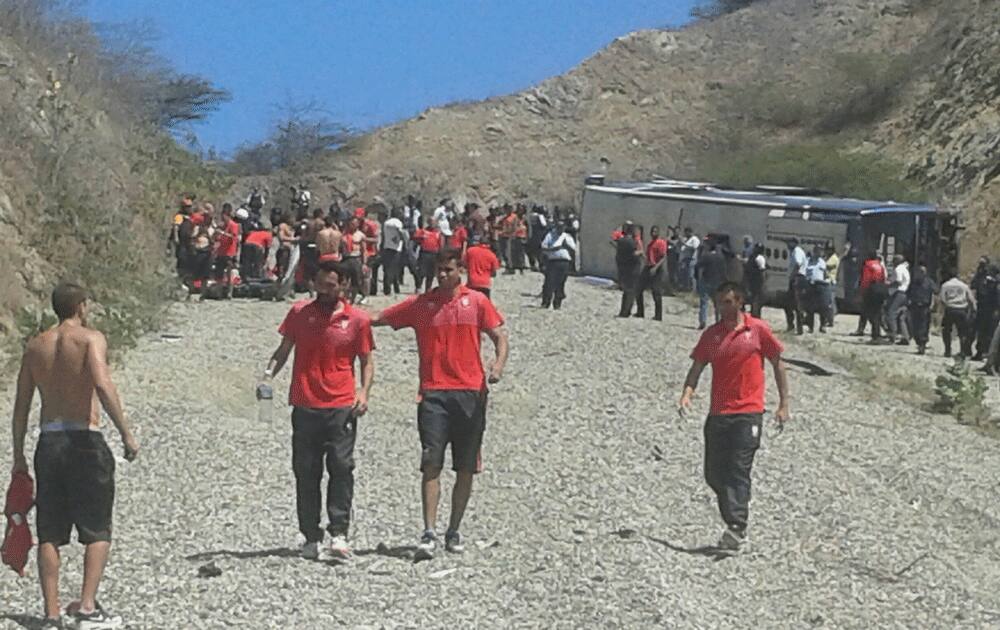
[259,0,996,268]
[0,1,230,352]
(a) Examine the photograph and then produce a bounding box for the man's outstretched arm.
[678,360,707,416]
[769,356,790,423]
[87,334,138,461]
[11,355,35,472]
[484,326,509,383]
[266,337,295,377]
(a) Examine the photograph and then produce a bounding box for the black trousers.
[292,407,357,542]
[637,265,666,320]
[784,275,806,332]
[418,251,437,292]
[240,244,265,280]
[975,310,998,357]
[704,413,762,532]
[367,252,382,296]
[862,286,887,339]
[380,249,401,295]
[541,259,570,307]
[618,266,641,317]
[942,307,973,357]
[909,304,931,348]
[509,238,526,271]
[747,280,764,318]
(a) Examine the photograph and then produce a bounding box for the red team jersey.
[464,245,500,289]
[690,314,783,415]
[279,299,375,408]
[379,286,504,391]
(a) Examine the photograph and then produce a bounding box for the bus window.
[765,247,772,258]
[782,250,788,260]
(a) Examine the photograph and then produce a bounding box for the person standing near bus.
[784,238,808,334]
[678,281,789,554]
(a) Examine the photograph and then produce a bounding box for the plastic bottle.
[256,374,274,422]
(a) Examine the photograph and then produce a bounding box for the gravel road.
[2,271,999,629]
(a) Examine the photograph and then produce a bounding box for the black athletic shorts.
[417,390,486,473]
[302,245,319,281]
[34,431,115,546]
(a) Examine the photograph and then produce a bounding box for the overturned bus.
[579,177,961,311]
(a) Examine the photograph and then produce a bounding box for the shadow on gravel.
[0,614,46,629]
[185,547,299,561]
[354,544,418,562]
[646,535,732,562]
[782,358,836,377]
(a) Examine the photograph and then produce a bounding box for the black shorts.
[417,390,486,473]
[302,246,319,280]
[34,431,115,546]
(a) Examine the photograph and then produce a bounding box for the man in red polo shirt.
[463,235,501,299]
[372,249,509,559]
[212,205,241,297]
[263,255,375,561]
[411,218,443,294]
[449,216,469,254]
[679,281,790,555]
[637,225,668,320]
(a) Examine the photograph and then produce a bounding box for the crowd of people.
[168,190,581,308]
[610,220,1000,375]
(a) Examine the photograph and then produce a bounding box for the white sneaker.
[444,531,465,554]
[326,534,352,560]
[717,528,748,555]
[300,541,320,560]
[414,531,437,560]
[71,604,124,629]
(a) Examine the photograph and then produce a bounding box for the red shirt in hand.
[379,285,504,391]
[278,299,375,408]
[690,314,783,415]
[464,244,500,289]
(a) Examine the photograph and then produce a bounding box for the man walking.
[263,256,375,560]
[372,250,509,559]
[679,227,700,292]
[11,283,139,628]
[380,209,407,296]
[852,251,887,342]
[540,221,576,309]
[678,281,790,554]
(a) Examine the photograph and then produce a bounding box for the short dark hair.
[435,248,464,266]
[714,281,746,301]
[52,282,87,320]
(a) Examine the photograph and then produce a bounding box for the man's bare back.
[24,322,105,427]
[317,226,342,256]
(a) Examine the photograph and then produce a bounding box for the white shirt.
[789,246,807,276]
[542,231,575,261]
[894,262,910,293]
[682,235,700,260]
[381,217,405,252]
[755,254,766,271]
[433,205,452,236]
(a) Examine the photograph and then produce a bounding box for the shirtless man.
[316,216,343,260]
[11,283,138,629]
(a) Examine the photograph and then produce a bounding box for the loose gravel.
[2,272,999,629]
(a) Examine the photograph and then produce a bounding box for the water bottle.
[256,374,274,422]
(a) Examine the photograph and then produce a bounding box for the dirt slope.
[299,0,996,264]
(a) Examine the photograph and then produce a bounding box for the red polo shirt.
[414,228,443,253]
[278,299,375,408]
[449,226,469,250]
[380,285,504,391]
[464,244,500,289]
[245,230,273,249]
[860,259,885,290]
[691,314,783,415]
[215,219,240,257]
[363,218,379,257]
[646,237,667,266]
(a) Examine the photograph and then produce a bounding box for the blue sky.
[83,0,698,154]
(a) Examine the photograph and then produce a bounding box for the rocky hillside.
[0,6,227,343]
[301,0,996,266]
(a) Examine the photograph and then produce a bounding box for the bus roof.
[585,178,950,216]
